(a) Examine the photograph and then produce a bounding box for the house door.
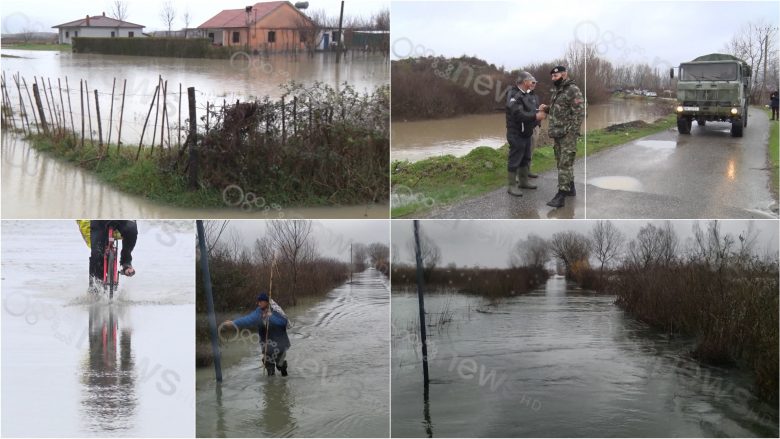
[323,33,329,50]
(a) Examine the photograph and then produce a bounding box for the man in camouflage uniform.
[505,71,546,196]
[541,66,584,208]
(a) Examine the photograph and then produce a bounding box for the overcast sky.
[392,219,780,268]
[391,0,779,72]
[212,220,389,262]
[1,0,389,33]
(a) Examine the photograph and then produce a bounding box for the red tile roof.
[198,1,291,29]
[53,15,144,29]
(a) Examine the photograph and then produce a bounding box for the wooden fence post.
[187,87,198,190]
[116,79,126,154]
[32,82,49,135]
[94,89,103,149]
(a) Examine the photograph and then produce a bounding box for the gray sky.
[392,219,780,268]
[1,0,389,33]
[391,1,779,71]
[215,219,389,262]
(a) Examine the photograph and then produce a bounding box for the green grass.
[1,43,70,51]
[391,114,676,218]
[26,133,226,208]
[767,108,779,198]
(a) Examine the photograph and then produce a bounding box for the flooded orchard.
[1,220,195,437]
[391,278,779,438]
[196,268,390,438]
[391,98,669,162]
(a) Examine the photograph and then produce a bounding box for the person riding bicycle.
[224,293,291,376]
[77,220,138,289]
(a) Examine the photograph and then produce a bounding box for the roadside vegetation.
[765,107,779,197]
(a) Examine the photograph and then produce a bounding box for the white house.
[52,12,145,44]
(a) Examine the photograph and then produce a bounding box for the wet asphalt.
[587,107,778,219]
[423,156,586,219]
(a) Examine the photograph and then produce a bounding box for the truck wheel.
[731,120,743,137]
[677,117,691,135]
[743,110,748,127]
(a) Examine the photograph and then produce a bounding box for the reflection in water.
[727,159,737,181]
[80,304,137,433]
[258,379,297,436]
[423,385,433,438]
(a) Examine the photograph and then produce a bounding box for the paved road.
[424,158,585,219]
[586,108,777,218]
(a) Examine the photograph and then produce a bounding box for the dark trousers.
[89,220,138,280]
[507,130,532,172]
[263,348,288,376]
[772,106,778,120]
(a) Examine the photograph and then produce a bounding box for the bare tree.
[407,230,441,281]
[182,9,191,38]
[367,242,389,271]
[725,20,779,103]
[160,0,177,34]
[590,220,625,271]
[627,221,678,268]
[549,231,591,276]
[268,220,314,305]
[110,0,129,22]
[373,7,389,31]
[351,242,368,272]
[509,234,549,269]
[20,28,35,43]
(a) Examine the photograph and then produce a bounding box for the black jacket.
[506,87,538,137]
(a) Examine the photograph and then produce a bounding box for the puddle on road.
[635,140,676,149]
[588,176,643,192]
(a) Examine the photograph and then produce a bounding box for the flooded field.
[391,278,779,437]
[0,133,387,219]
[391,98,669,162]
[196,268,390,438]
[1,220,195,437]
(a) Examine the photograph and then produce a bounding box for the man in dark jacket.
[225,292,291,376]
[505,71,546,196]
[770,91,778,121]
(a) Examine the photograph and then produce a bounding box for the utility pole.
[197,220,222,382]
[336,0,344,64]
[413,220,430,386]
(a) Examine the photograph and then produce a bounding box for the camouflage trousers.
[553,132,578,192]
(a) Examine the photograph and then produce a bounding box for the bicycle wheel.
[107,247,116,300]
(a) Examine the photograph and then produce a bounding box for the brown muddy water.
[391,98,670,162]
[391,278,779,437]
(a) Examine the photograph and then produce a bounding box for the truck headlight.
[730,108,738,115]
[676,106,684,112]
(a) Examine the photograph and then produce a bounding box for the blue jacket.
[233,307,291,352]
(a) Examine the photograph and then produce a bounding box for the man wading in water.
[224,293,291,376]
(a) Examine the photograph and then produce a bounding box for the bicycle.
[99,225,121,299]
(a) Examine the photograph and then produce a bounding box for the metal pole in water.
[197,220,223,382]
[413,220,430,385]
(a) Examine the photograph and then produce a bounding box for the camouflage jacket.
[547,78,584,138]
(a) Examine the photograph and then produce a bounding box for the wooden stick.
[137,83,159,161]
[85,80,93,145]
[106,77,116,148]
[12,74,30,134]
[47,77,60,133]
[22,77,39,134]
[57,78,67,137]
[79,79,85,147]
[32,82,49,135]
[116,79,126,154]
[178,82,182,149]
[65,76,76,145]
[160,79,168,153]
[41,77,55,133]
[150,77,161,154]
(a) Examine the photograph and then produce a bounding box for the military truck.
[670,53,751,137]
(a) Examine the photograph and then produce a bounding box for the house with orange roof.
[198,1,316,52]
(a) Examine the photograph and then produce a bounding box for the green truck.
[670,53,751,137]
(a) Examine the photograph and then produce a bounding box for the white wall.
[58,27,144,44]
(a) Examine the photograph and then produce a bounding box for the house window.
[128,31,134,37]
[111,31,115,37]
[232,31,240,43]
[268,31,276,43]
[75,31,78,37]
[208,32,214,42]
[300,32,306,43]
[65,31,70,38]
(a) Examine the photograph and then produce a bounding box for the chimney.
[102,11,105,17]
[86,15,90,26]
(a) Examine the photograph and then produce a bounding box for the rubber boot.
[546,191,566,208]
[507,171,523,196]
[278,360,288,377]
[563,181,576,196]
[528,166,538,178]
[518,166,537,189]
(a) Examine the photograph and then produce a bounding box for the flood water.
[1,220,195,437]
[196,268,390,438]
[391,278,779,437]
[1,49,389,145]
[0,133,387,218]
[391,98,669,162]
